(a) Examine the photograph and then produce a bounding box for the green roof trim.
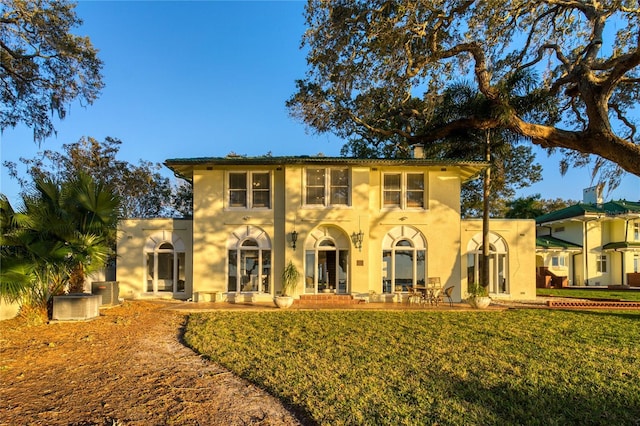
[536,235,582,251]
[165,155,489,167]
[164,155,489,182]
[536,201,640,224]
[602,241,640,251]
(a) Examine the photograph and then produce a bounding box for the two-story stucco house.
[116,155,536,303]
[536,186,640,287]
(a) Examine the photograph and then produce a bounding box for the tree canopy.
[288,0,640,179]
[504,194,577,218]
[1,0,103,141]
[3,136,185,218]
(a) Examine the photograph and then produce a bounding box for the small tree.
[0,173,120,322]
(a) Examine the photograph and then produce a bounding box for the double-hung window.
[383,172,424,209]
[228,171,270,208]
[634,223,640,241]
[305,168,350,206]
[596,255,608,273]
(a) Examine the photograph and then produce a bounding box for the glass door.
[240,250,259,292]
[305,242,349,294]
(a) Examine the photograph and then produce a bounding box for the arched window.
[467,232,509,295]
[304,226,349,294]
[144,232,186,294]
[227,226,271,293]
[382,226,427,293]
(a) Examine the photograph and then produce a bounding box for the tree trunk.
[68,264,86,294]
[482,130,491,293]
[512,118,640,177]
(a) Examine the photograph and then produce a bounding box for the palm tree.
[0,173,120,321]
[422,71,551,293]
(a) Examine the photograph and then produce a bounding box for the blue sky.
[1,0,638,205]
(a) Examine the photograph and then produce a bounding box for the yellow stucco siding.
[192,170,226,294]
[193,168,279,297]
[117,218,192,299]
[117,158,536,302]
[461,219,536,300]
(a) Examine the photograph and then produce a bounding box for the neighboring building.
[116,155,536,303]
[536,186,640,287]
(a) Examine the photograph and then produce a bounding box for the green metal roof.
[164,156,489,182]
[602,241,640,251]
[536,201,640,224]
[535,235,582,251]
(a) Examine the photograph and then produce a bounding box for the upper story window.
[229,171,270,209]
[634,223,640,241]
[305,168,350,206]
[383,172,424,209]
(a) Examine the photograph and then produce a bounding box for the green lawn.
[537,287,640,301]
[184,310,640,425]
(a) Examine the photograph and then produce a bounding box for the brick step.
[294,294,364,305]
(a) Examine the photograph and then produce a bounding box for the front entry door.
[305,243,348,294]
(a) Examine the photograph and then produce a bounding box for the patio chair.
[406,287,421,304]
[442,285,454,307]
[426,277,442,306]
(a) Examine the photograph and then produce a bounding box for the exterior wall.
[461,219,536,300]
[537,217,640,286]
[117,161,537,303]
[536,222,581,285]
[364,167,463,300]
[117,218,193,300]
[285,165,369,297]
[554,222,583,245]
[0,300,20,321]
[188,164,472,301]
[614,219,640,286]
[192,167,278,301]
[584,219,608,286]
[537,251,572,284]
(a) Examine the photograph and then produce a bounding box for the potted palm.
[274,260,300,309]
[466,282,491,309]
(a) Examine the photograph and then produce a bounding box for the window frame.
[551,255,566,268]
[145,241,186,293]
[382,239,427,293]
[382,171,425,210]
[596,254,608,273]
[304,167,351,207]
[227,237,271,293]
[227,171,272,210]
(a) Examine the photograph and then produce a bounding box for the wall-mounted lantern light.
[351,230,364,251]
[290,230,298,250]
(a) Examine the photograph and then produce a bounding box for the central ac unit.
[91,281,120,306]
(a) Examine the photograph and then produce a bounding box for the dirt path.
[0,301,301,426]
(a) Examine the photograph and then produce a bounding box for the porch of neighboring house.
[535,234,582,288]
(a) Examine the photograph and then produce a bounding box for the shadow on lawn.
[431,369,640,425]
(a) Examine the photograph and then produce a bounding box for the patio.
[161,298,512,313]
